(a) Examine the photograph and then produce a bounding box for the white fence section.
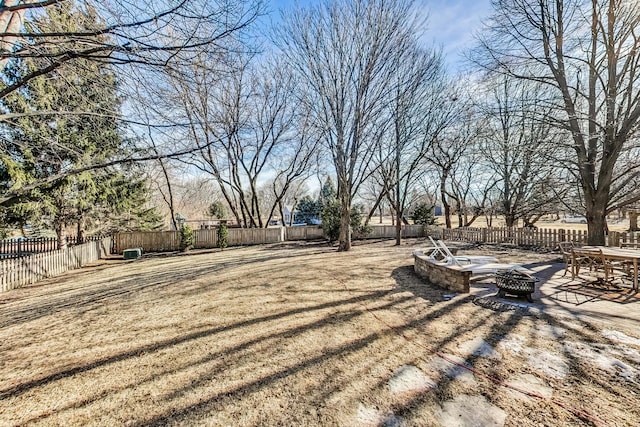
[0,237,112,292]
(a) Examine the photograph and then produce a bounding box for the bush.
[320,201,341,243]
[217,223,228,250]
[350,204,372,237]
[410,203,436,225]
[208,201,226,219]
[179,225,194,251]
[320,201,371,242]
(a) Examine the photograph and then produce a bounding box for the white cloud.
[418,0,493,70]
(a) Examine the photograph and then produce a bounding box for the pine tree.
[0,2,161,243]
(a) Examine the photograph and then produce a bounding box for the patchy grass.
[0,239,638,426]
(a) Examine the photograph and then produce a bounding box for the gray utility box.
[123,247,143,260]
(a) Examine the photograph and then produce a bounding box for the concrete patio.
[470,261,640,330]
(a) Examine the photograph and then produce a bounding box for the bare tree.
[474,0,640,244]
[0,0,264,99]
[276,0,422,251]
[427,91,484,229]
[477,76,565,227]
[166,53,319,228]
[377,45,449,244]
[446,153,499,227]
[0,0,264,207]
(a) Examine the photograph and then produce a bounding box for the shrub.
[410,203,436,225]
[208,201,226,219]
[217,223,228,250]
[320,201,341,243]
[179,224,194,251]
[320,201,371,242]
[350,204,372,237]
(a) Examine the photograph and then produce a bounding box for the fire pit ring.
[495,268,537,303]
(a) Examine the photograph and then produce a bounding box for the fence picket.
[0,237,112,292]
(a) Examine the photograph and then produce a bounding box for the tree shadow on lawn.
[133,294,478,426]
[10,288,439,426]
[0,248,306,329]
[386,262,632,426]
[0,288,400,401]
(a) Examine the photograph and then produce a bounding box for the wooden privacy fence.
[194,227,283,249]
[113,224,429,253]
[0,237,112,292]
[365,224,427,239]
[111,225,639,255]
[113,228,284,253]
[284,226,324,241]
[113,231,180,254]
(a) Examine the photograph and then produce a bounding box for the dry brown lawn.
[1,239,639,426]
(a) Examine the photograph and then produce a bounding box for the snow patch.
[458,337,502,360]
[505,373,553,401]
[356,403,383,425]
[496,334,526,355]
[388,365,437,394]
[437,394,507,427]
[564,341,639,383]
[524,348,568,379]
[534,324,566,339]
[427,354,477,386]
[602,329,640,347]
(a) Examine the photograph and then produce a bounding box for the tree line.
[1,0,639,248]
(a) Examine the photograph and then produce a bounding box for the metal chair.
[559,241,588,277]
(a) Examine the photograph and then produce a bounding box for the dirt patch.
[0,239,638,426]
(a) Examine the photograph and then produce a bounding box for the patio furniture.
[572,246,640,290]
[559,241,587,277]
[429,238,499,266]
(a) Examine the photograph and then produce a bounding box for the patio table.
[573,246,640,291]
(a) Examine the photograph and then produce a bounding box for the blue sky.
[266,0,494,71]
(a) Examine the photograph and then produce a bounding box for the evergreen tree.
[208,201,227,219]
[318,177,336,210]
[0,2,160,243]
[410,203,436,225]
[296,196,321,224]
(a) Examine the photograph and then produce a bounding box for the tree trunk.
[76,216,84,244]
[394,162,402,245]
[395,210,402,246]
[338,192,351,251]
[504,214,517,228]
[289,198,299,226]
[440,172,451,229]
[364,189,387,227]
[55,223,67,250]
[586,197,608,245]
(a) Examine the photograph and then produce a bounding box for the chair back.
[559,241,573,255]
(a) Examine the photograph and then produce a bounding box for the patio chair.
[433,239,499,266]
[559,241,587,277]
[572,247,615,283]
